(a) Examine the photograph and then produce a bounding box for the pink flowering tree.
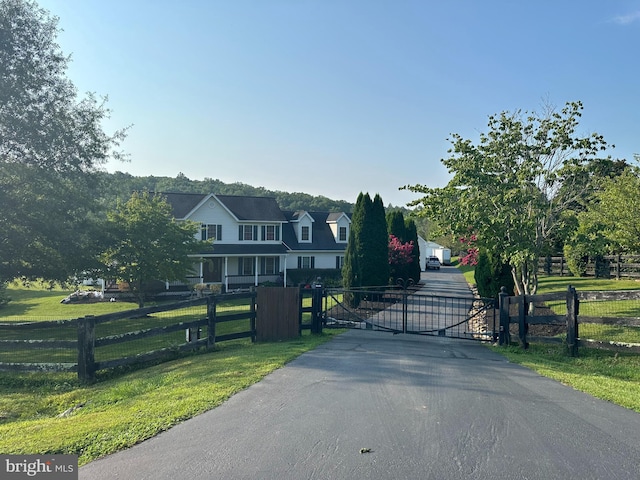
[459,234,478,266]
[389,235,414,281]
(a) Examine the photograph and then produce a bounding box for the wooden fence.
[0,292,257,382]
[538,255,640,279]
[499,287,640,356]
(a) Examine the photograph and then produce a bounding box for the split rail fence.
[499,287,640,356]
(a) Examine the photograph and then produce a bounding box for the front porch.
[184,254,288,292]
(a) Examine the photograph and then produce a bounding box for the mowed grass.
[1,282,139,320]
[454,263,640,413]
[0,332,343,465]
[0,281,346,464]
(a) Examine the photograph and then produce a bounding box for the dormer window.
[301,226,310,241]
[339,226,347,242]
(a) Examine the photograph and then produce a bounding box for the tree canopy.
[407,101,612,295]
[0,0,126,282]
[99,192,207,307]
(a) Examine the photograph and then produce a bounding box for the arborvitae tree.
[342,193,390,303]
[360,194,390,287]
[341,227,359,306]
[342,193,367,305]
[474,249,515,299]
[387,211,406,240]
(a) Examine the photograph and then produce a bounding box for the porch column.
[224,256,229,292]
[283,254,287,286]
[254,256,259,286]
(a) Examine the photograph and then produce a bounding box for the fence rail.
[538,254,640,279]
[499,287,640,355]
[0,292,257,382]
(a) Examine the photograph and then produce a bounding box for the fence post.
[566,285,579,357]
[207,296,217,349]
[498,287,510,346]
[250,291,257,342]
[77,315,96,383]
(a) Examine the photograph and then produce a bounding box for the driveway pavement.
[80,269,640,480]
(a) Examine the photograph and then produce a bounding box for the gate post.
[311,282,323,334]
[498,287,510,346]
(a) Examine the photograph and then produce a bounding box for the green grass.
[0,330,343,465]
[451,257,476,286]
[1,283,260,364]
[1,282,138,320]
[537,275,640,294]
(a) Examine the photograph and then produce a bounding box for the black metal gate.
[323,286,497,341]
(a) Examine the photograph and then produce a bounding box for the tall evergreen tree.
[387,211,406,240]
[358,194,389,287]
[342,193,390,304]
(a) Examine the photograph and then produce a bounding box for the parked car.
[426,256,441,270]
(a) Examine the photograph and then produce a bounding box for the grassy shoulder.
[0,331,343,465]
[454,262,640,413]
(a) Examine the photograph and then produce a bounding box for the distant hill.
[97,171,355,213]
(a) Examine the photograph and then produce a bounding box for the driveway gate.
[323,286,497,341]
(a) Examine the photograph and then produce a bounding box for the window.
[201,224,222,241]
[238,257,254,275]
[298,256,315,269]
[339,226,347,242]
[261,257,280,275]
[261,225,280,241]
[336,256,344,269]
[301,225,310,241]
[238,225,258,241]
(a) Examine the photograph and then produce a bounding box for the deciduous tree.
[0,0,127,283]
[407,101,610,296]
[99,192,207,307]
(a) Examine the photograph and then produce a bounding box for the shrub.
[474,250,515,299]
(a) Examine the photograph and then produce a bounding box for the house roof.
[326,212,350,223]
[204,244,288,255]
[161,193,287,222]
[160,192,208,218]
[282,211,347,252]
[215,195,287,222]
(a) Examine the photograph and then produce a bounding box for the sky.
[37,0,640,207]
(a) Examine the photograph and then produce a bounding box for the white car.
[426,256,441,270]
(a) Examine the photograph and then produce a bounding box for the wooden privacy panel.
[256,287,300,341]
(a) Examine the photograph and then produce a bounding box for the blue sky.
[38,0,640,207]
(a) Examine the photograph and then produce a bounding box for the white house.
[417,237,451,269]
[163,193,351,291]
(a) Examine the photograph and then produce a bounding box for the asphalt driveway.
[80,331,640,480]
[80,270,640,480]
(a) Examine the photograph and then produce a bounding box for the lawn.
[0,331,342,465]
[0,281,347,464]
